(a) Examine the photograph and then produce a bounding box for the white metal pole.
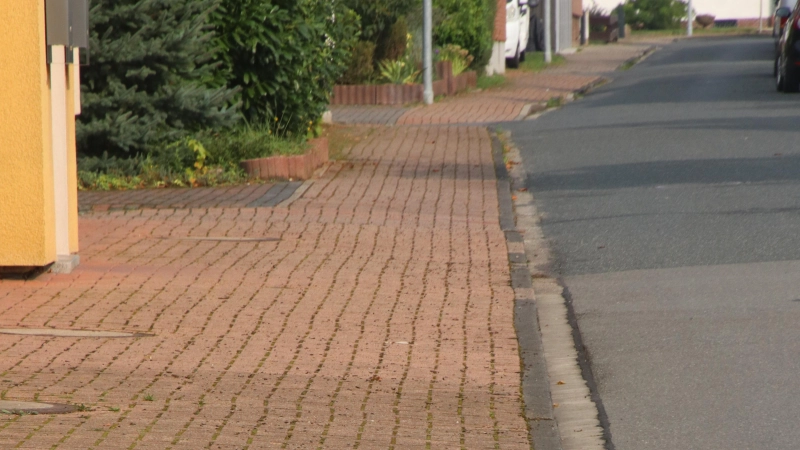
[759,0,764,33]
[544,0,552,62]
[423,0,433,105]
[582,11,590,45]
[687,0,693,36]
[554,0,561,53]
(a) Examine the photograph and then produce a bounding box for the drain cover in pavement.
[158,237,279,242]
[0,401,76,414]
[0,329,146,338]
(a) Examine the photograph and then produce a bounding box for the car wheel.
[774,55,780,78]
[507,45,521,69]
[783,59,800,93]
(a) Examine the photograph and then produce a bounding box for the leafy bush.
[378,60,420,85]
[433,0,495,71]
[198,124,309,166]
[623,0,687,30]
[78,0,240,159]
[438,44,474,76]
[78,123,309,190]
[210,0,360,134]
[339,41,376,85]
[341,0,416,43]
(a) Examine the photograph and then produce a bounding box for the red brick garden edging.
[239,137,328,181]
[331,61,477,106]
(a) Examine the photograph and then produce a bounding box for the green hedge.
[210,0,360,133]
[434,0,495,71]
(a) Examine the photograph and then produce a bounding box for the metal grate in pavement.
[330,105,410,125]
[78,182,303,212]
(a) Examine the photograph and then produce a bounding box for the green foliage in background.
[378,60,420,85]
[78,0,239,159]
[437,44,474,76]
[433,0,495,71]
[210,0,360,132]
[378,16,409,62]
[624,0,687,30]
[78,123,308,190]
[339,41,376,85]
[341,0,416,43]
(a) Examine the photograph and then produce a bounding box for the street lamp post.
[687,0,693,36]
[544,0,552,63]
[423,0,434,105]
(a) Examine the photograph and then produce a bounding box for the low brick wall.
[240,137,329,181]
[332,61,477,106]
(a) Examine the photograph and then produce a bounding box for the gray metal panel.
[68,0,89,48]
[45,0,70,46]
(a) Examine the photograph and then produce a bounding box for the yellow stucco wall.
[0,1,56,266]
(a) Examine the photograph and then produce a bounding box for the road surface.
[508,36,800,449]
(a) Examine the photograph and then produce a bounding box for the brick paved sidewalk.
[332,43,653,126]
[0,126,529,449]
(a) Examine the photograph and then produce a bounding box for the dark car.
[774,0,797,41]
[776,1,800,91]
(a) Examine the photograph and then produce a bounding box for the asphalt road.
[508,36,800,450]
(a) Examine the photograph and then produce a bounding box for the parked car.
[506,0,531,68]
[526,0,545,52]
[776,0,800,91]
[774,0,797,42]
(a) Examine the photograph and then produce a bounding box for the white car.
[506,0,531,68]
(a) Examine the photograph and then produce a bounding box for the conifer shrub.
[377,17,409,62]
[339,41,377,85]
[78,0,239,159]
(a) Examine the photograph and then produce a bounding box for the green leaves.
[433,0,495,71]
[623,0,688,30]
[210,0,360,134]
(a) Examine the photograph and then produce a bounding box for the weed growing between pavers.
[546,97,564,109]
[477,74,508,90]
[517,53,566,72]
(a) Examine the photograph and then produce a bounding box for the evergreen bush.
[377,17,409,62]
[339,41,376,85]
[78,0,239,159]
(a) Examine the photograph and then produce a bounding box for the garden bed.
[239,137,329,181]
[331,61,477,106]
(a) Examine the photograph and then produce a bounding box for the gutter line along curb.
[491,131,562,450]
[491,128,610,450]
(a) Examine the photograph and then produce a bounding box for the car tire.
[774,55,780,78]
[507,45,521,69]
[782,58,800,93]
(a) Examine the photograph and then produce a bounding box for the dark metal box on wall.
[45,0,89,48]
